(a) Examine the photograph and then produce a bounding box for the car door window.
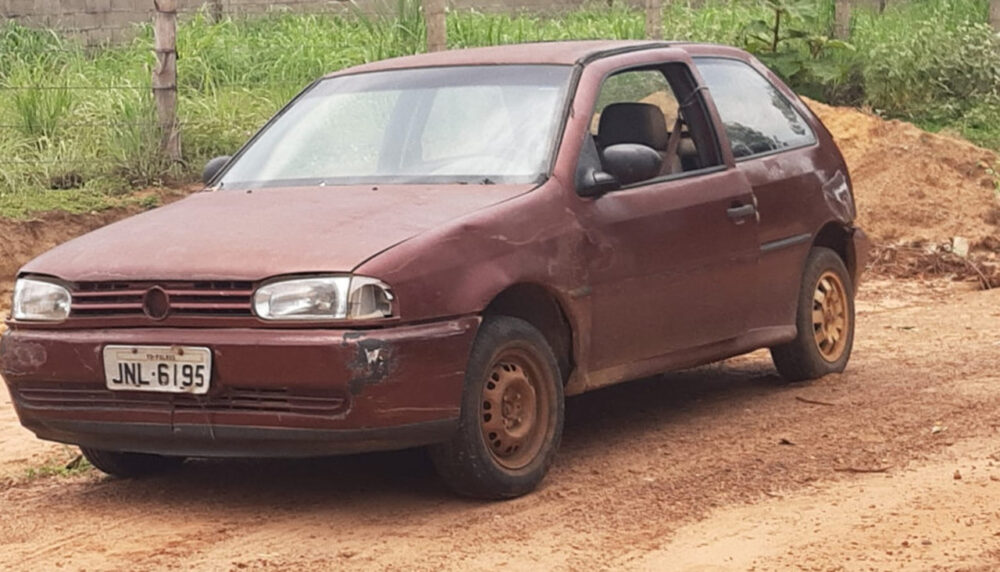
[590,71,677,137]
[584,65,723,186]
[694,57,816,159]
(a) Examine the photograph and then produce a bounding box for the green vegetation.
[851,0,1000,148]
[1,0,998,217]
[23,451,93,481]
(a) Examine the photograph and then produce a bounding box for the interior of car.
[585,63,722,187]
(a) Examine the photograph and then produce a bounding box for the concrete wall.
[1,0,235,44]
[0,0,904,46]
[0,0,600,45]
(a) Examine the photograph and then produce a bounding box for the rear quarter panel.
[687,46,857,330]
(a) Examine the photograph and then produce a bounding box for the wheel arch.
[482,283,576,384]
[812,221,860,289]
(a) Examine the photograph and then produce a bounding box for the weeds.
[854,1,1000,118]
[0,0,998,218]
[22,449,93,481]
[9,71,73,142]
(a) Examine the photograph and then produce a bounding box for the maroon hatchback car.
[2,41,868,498]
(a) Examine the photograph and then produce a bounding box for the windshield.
[218,65,574,188]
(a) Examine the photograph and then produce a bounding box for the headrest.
[597,102,669,150]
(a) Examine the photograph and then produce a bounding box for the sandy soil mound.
[805,98,1000,247]
[805,99,1000,286]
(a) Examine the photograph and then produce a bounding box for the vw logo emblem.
[142,286,171,320]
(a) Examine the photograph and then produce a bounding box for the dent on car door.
[694,57,825,330]
[576,62,759,377]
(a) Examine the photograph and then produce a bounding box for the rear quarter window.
[694,57,815,159]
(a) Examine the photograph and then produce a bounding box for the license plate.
[103,345,212,394]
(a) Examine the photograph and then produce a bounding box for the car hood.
[21,184,533,282]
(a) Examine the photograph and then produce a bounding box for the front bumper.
[1,317,479,457]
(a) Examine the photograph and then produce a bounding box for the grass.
[22,449,93,482]
[848,0,1000,146]
[0,0,998,218]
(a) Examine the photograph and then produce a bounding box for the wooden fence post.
[645,0,662,40]
[991,0,1000,32]
[424,0,446,52]
[834,0,851,39]
[153,0,181,162]
[210,0,224,23]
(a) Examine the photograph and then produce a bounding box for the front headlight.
[12,277,71,322]
[253,275,394,321]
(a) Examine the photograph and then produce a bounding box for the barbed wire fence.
[2,0,999,194]
[0,0,448,191]
[0,4,331,194]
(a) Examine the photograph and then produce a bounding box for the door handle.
[726,203,757,222]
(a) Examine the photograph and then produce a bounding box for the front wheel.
[80,447,184,478]
[430,316,564,499]
[770,247,856,382]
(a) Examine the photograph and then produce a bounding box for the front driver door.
[575,56,760,375]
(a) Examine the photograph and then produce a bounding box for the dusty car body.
[2,41,868,498]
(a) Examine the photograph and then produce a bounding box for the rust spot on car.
[346,338,395,395]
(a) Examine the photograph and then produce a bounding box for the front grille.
[16,383,349,417]
[71,281,254,318]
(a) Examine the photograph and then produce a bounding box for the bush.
[854,1,1000,119]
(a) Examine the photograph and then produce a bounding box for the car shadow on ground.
[67,355,787,507]
[563,356,782,450]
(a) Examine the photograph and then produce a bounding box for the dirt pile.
[805,98,1000,286]
[806,98,1000,246]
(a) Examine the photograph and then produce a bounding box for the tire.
[80,447,184,478]
[770,247,855,382]
[429,316,564,499]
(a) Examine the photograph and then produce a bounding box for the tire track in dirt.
[623,436,1000,570]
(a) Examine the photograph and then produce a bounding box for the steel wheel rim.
[479,347,552,470]
[812,270,850,362]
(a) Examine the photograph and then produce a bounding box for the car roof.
[324,40,750,77]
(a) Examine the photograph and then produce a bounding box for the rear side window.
[694,58,815,159]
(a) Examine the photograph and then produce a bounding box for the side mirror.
[577,168,620,198]
[600,143,662,187]
[202,155,232,185]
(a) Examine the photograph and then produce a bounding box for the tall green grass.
[0,0,998,218]
[850,0,1000,147]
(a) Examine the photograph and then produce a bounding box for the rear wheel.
[771,247,855,382]
[430,316,564,499]
[80,447,184,478]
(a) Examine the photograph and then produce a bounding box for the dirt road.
[1,277,999,571]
